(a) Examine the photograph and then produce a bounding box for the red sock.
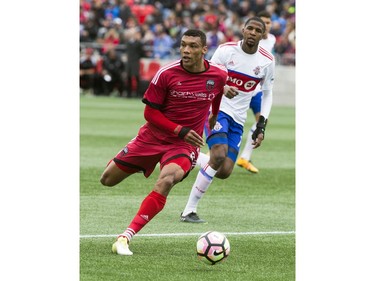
[127,191,166,235]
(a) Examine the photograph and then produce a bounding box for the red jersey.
[142,59,227,141]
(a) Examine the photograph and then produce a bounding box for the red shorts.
[112,124,200,178]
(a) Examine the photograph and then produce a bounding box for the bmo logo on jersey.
[227,71,261,93]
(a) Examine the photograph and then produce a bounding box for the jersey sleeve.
[142,74,168,109]
[260,60,275,118]
[144,105,181,134]
[260,59,275,91]
[210,46,224,66]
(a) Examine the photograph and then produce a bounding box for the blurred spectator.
[227,0,241,14]
[251,0,267,15]
[79,0,296,84]
[223,26,241,42]
[100,48,126,96]
[152,23,174,59]
[130,0,155,25]
[274,16,295,65]
[81,18,99,42]
[223,11,242,34]
[104,0,121,20]
[112,17,126,43]
[125,29,145,97]
[140,22,155,58]
[270,20,283,37]
[174,2,186,18]
[91,0,106,26]
[80,48,100,95]
[80,0,91,24]
[119,1,133,24]
[205,23,226,59]
[96,17,112,41]
[147,1,164,25]
[236,0,253,19]
[101,27,120,53]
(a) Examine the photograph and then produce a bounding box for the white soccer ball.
[196,231,230,265]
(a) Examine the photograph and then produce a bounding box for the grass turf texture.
[80,96,295,280]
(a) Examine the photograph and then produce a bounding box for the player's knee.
[210,152,226,169]
[164,170,184,187]
[100,173,114,187]
[154,175,176,196]
[215,170,232,179]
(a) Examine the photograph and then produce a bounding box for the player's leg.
[196,151,210,168]
[107,132,162,255]
[238,120,257,160]
[237,116,259,173]
[181,116,229,222]
[180,145,225,223]
[100,160,132,187]
[215,120,243,179]
[180,113,243,223]
[114,149,194,255]
[237,91,262,173]
[113,186,169,256]
[100,141,156,186]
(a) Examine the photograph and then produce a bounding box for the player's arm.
[223,85,239,99]
[252,57,275,148]
[143,105,205,147]
[259,89,272,119]
[252,89,273,148]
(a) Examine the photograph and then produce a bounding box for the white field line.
[80,231,295,239]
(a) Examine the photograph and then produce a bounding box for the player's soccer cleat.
[246,161,259,173]
[112,236,133,256]
[236,158,259,173]
[180,212,206,223]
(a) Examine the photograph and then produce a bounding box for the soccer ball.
[196,231,230,265]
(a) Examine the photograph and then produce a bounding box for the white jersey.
[260,33,276,53]
[252,33,276,96]
[210,40,275,125]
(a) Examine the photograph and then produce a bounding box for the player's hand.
[252,116,267,149]
[177,127,205,147]
[224,85,239,99]
[183,130,205,147]
[252,132,264,149]
[208,113,217,130]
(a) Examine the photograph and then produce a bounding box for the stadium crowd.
[80,0,295,96]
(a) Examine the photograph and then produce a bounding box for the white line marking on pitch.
[80,231,295,239]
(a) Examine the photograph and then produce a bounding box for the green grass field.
[80,96,295,281]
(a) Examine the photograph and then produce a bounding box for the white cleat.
[112,236,133,256]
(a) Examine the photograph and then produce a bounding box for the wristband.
[178,127,191,139]
[252,116,267,141]
[258,115,267,127]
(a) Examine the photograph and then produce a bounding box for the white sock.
[182,164,217,216]
[196,152,210,168]
[120,228,135,242]
[239,122,256,160]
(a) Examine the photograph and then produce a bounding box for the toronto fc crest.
[253,66,261,75]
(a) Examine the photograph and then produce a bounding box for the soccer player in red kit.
[100,29,228,255]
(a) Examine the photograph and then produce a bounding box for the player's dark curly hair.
[182,29,207,47]
[244,17,266,33]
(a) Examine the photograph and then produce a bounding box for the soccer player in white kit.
[237,10,277,173]
[180,17,275,223]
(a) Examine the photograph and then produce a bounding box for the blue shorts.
[204,111,243,162]
[250,91,262,115]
